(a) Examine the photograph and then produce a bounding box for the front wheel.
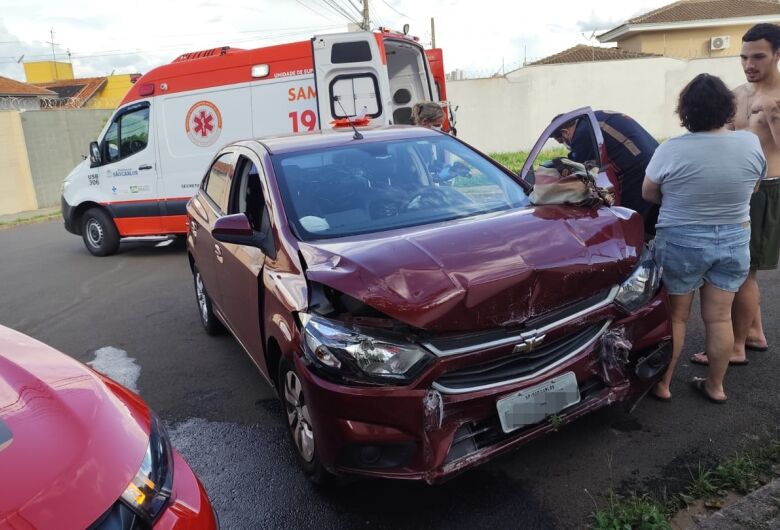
[278,358,333,485]
[81,208,120,256]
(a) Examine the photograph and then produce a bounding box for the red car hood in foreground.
[0,327,148,529]
[300,206,643,331]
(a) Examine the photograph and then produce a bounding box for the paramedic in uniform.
[553,111,660,237]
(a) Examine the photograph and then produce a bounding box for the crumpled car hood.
[299,206,643,331]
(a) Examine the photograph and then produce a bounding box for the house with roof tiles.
[22,61,140,109]
[523,0,780,68]
[0,76,57,111]
[598,0,780,60]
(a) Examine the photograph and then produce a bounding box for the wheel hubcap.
[284,370,315,462]
[195,273,209,323]
[86,219,103,247]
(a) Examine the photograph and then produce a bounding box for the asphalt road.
[2,219,779,529]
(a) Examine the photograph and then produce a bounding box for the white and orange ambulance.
[61,28,453,255]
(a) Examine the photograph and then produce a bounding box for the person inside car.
[553,110,660,238]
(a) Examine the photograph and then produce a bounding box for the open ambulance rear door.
[312,32,391,127]
[424,48,454,133]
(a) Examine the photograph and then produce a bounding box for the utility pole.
[362,0,370,31]
[431,17,436,48]
[46,28,60,80]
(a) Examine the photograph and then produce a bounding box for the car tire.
[278,357,333,485]
[192,266,225,335]
[81,208,120,256]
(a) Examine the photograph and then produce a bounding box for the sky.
[0,0,673,82]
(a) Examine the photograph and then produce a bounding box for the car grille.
[434,321,609,393]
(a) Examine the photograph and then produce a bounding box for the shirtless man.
[692,23,780,367]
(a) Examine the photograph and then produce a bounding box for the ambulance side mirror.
[89,142,102,168]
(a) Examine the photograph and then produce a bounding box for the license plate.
[496,372,581,433]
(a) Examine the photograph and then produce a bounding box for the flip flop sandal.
[689,352,749,366]
[745,343,769,352]
[690,378,727,404]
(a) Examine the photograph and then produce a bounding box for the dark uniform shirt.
[567,110,660,235]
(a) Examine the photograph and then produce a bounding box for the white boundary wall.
[447,56,745,153]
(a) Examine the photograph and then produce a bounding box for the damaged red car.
[186,108,672,484]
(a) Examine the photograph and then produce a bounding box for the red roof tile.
[629,0,780,24]
[0,76,57,97]
[33,77,107,107]
[529,45,661,66]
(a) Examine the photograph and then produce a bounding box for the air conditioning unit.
[710,35,731,51]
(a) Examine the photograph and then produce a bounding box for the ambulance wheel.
[81,208,120,257]
[193,266,225,335]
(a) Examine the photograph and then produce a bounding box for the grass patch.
[489,146,569,173]
[0,211,60,229]
[591,491,670,530]
[589,431,780,529]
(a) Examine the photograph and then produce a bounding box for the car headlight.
[614,245,661,312]
[120,412,173,523]
[300,314,433,385]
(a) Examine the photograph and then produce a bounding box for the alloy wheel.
[284,370,315,462]
[195,272,208,323]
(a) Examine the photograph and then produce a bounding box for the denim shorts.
[654,223,751,295]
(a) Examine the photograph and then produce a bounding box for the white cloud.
[0,0,673,82]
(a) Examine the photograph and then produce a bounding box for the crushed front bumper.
[295,290,671,484]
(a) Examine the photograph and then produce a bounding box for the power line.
[292,0,343,23]
[316,0,359,23]
[0,25,345,64]
[380,0,408,18]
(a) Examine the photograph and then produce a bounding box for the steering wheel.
[401,188,451,212]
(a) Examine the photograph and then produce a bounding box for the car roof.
[236,125,444,155]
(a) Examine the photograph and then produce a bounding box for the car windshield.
[271,134,530,240]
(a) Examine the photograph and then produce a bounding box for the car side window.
[101,103,150,164]
[229,156,269,233]
[204,153,234,212]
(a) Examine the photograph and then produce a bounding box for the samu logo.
[185,101,223,147]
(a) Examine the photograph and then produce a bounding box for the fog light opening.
[359,445,383,465]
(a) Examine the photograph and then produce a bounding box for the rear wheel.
[81,208,120,256]
[278,358,332,484]
[193,266,225,335]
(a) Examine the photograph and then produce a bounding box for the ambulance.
[61,28,453,256]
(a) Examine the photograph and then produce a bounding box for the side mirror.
[213,213,276,258]
[89,142,102,167]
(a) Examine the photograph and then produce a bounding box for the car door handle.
[214,243,223,263]
[138,164,153,170]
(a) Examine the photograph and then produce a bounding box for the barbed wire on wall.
[0,96,121,111]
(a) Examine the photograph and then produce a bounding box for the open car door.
[312,32,391,128]
[519,107,621,204]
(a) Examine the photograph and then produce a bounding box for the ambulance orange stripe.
[114,215,188,237]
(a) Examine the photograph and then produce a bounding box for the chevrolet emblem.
[512,333,546,353]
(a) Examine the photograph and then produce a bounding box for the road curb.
[0,207,61,227]
[689,478,780,529]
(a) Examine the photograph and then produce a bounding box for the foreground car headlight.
[300,314,433,385]
[120,412,173,523]
[614,246,661,312]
